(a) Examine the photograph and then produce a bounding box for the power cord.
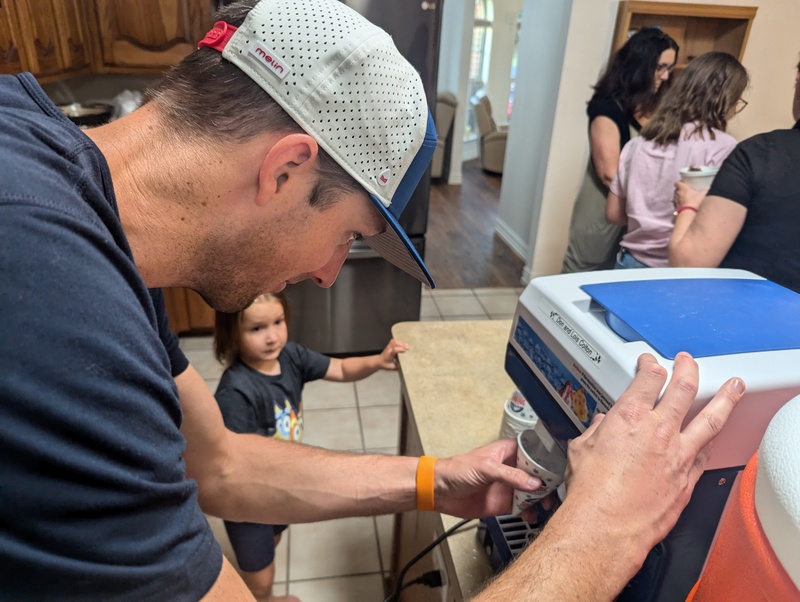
[382,518,475,602]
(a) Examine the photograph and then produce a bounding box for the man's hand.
[433,438,541,518]
[473,353,745,601]
[565,352,745,561]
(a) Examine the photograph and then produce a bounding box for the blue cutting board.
[581,278,800,359]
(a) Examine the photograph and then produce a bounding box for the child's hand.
[378,339,409,370]
[673,181,707,211]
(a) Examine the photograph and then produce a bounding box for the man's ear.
[256,133,319,206]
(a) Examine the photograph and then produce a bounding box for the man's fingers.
[655,352,700,426]
[681,377,745,455]
[614,353,669,412]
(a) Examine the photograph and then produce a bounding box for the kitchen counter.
[390,319,515,601]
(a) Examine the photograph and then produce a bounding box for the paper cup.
[499,390,539,440]
[511,428,567,515]
[679,166,719,191]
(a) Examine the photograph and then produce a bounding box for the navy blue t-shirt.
[0,74,220,599]
[215,342,330,442]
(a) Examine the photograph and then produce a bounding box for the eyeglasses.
[735,98,749,114]
[656,63,675,76]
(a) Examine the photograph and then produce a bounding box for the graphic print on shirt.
[274,399,303,442]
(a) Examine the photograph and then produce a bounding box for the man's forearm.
[474,496,647,601]
[201,433,418,524]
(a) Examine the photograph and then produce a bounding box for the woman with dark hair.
[562,27,678,273]
[606,51,748,269]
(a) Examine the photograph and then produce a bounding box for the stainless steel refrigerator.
[283,0,443,355]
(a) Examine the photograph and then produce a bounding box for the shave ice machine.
[505,268,800,601]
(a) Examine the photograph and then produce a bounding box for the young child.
[605,51,749,268]
[212,292,408,602]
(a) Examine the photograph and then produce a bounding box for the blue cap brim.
[362,111,437,288]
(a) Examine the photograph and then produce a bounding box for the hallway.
[426,160,525,289]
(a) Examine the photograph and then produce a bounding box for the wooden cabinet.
[163,287,216,335]
[86,0,211,72]
[0,0,212,80]
[1,0,92,79]
[613,2,757,69]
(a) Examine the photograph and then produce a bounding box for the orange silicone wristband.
[416,456,438,511]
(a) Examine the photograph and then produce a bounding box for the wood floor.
[425,160,524,289]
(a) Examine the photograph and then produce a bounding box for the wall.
[516,0,800,281]
[494,0,573,263]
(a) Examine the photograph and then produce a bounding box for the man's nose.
[310,241,353,288]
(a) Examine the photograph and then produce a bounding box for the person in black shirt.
[670,59,800,293]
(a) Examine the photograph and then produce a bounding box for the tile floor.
[181,286,522,601]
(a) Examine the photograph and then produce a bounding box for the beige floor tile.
[471,287,518,296]
[355,370,402,407]
[375,514,394,573]
[429,288,474,297]
[364,446,399,456]
[359,405,401,450]
[183,348,225,380]
[302,379,357,410]
[179,335,214,351]
[302,407,363,450]
[443,314,490,321]
[420,295,440,319]
[420,314,444,322]
[288,517,382,580]
[433,294,487,318]
[288,573,385,601]
[475,291,520,318]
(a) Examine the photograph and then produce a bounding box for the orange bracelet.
[416,456,438,511]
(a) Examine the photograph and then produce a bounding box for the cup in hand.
[511,426,568,516]
[679,166,720,191]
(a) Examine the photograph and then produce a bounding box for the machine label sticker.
[514,316,608,429]
[538,299,603,366]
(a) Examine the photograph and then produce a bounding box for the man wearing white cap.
[0,0,743,600]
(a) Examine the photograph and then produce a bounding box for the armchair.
[472,95,507,175]
[431,92,457,179]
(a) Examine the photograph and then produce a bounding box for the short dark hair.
[143,0,361,209]
[214,292,291,366]
[592,27,680,121]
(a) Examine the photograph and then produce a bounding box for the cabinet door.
[0,1,25,74]
[90,0,211,71]
[51,0,92,73]
[3,0,91,78]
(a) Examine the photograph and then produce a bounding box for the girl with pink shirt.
[606,51,749,268]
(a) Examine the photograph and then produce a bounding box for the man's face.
[193,187,385,313]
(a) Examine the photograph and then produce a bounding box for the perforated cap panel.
[222,0,429,210]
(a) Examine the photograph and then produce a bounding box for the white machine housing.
[509,268,800,470]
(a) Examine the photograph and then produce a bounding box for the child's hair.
[214,292,292,366]
[641,51,749,146]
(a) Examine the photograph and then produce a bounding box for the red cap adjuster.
[197,21,238,52]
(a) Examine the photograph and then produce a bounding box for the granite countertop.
[392,320,516,598]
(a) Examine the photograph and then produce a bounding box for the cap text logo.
[249,42,290,80]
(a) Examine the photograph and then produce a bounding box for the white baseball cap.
[198,0,437,287]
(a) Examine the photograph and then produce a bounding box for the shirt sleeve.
[707,138,759,208]
[150,288,190,377]
[286,342,331,383]
[609,138,635,199]
[214,383,259,434]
